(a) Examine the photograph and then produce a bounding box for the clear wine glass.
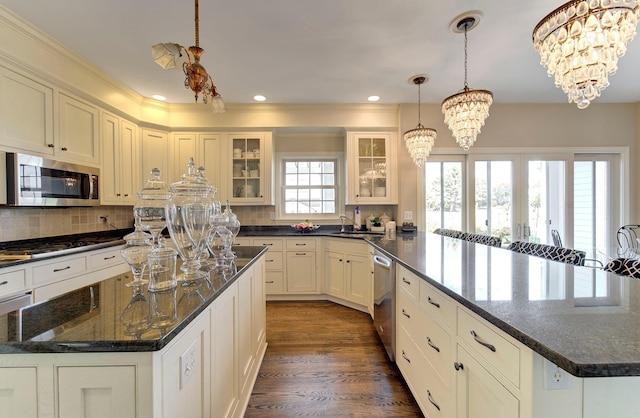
[120,226,153,287]
[120,283,151,338]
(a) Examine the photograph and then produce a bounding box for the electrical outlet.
[404,211,413,221]
[543,359,570,390]
[180,340,199,389]
[269,212,275,220]
[98,215,107,223]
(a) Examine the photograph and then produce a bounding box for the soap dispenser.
[354,206,362,230]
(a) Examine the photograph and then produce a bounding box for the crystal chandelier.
[441,15,493,151]
[403,75,437,168]
[533,0,639,109]
[151,0,226,112]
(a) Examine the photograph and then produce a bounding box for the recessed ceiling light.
[152,95,167,101]
[368,96,380,102]
[253,95,266,102]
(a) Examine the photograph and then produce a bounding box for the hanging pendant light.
[533,0,640,109]
[441,13,493,151]
[403,75,437,168]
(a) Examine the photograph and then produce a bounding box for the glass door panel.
[424,160,464,232]
[474,160,514,243]
[525,160,565,244]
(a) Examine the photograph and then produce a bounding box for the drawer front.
[264,271,284,294]
[233,238,252,246]
[88,246,124,270]
[457,308,520,387]
[286,238,316,251]
[397,264,419,302]
[419,280,456,330]
[413,307,453,389]
[262,251,283,270]
[252,238,283,251]
[397,286,418,336]
[33,256,87,285]
[0,269,27,298]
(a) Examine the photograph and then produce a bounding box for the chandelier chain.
[194,0,200,48]
[463,25,468,90]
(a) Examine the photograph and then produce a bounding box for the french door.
[468,154,572,246]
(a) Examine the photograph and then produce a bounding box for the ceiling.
[1,0,640,106]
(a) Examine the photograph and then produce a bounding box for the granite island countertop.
[0,246,267,354]
[367,232,640,378]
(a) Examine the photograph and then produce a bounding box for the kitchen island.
[0,246,268,418]
[367,232,640,418]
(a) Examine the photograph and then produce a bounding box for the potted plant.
[370,217,384,233]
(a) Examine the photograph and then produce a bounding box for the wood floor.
[245,301,423,417]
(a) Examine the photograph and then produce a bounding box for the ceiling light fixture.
[367,95,380,102]
[403,75,437,168]
[151,0,226,112]
[533,0,639,109]
[253,95,266,102]
[441,13,493,151]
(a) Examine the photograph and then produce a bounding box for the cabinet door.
[141,129,171,183]
[346,132,397,204]
[211,281,239,417]
[120,120,139,203]
[0,67,54,154]
[200,133,224,199]
[58,93,99,164]
[455,345,519,418]
[173,132,197,181]
[58,365,137,418]
[324,251,345,297]
[0,367,38,418]
[101,113,120,204]
[238,265,256,394]
[345,253,371,306]
[228,132,272,205]
[286,251,317,293]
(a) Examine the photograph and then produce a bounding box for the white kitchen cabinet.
[0,367,38,418]
[346,131,397,204]
[323,238,371,308]
[0,266,27,300]
[101,112,139,205]
[286,249,317,294]
[58,92,100,164]
[0,66,54,156]
[58,365,138,418]
[227,132,273,206]
[141,128,171,185]
[252,238,285,295]
[172,132,224,197]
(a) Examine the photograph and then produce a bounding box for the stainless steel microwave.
[2,152,99,207]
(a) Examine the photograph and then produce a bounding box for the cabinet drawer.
[252,238,283,251]
[413,306,453,389]
[88,246,123,270]
[419,280,456,330]
[286,239,316,250]
[457,308,520,387]
[33,256,87,285]
[397,286,418,336]
[264,271,284,294]
[233,238,252,246]
[0,269,27,298]
[397,264,419,302]
[262,251,283,270]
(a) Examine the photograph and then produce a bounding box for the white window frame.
[275,152,344,222]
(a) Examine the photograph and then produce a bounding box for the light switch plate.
[404,211,413,221]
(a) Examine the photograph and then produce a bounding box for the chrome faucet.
[339,215,354,232]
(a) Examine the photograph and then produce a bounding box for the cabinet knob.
[61,147,68,151]
[47,143,54,148]
[454,362,464,371]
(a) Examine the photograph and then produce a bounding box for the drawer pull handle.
[402,277,411,285]
[401,309,411,319]
[265,280,274,284]
[295,252,306,255]
[427,296,440,308]
[426,337,440,352]
[53,266,71,273]
[103,255,116,260]
[295,243,307,246]
[262,243,273,246]
[266,259,274,262]
[454,362,464,371]
[470,330,497,352]
[0,281,7,286]
[401,350,411,363]
[427,390,441,411]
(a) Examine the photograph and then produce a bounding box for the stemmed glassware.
[120,225,153,287]
[134,168,172,248]
[120,283,151,338]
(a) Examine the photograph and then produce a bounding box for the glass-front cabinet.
[227,132,273,205]
[346,131,397,204]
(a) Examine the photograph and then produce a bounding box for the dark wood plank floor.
[245,301,423,417]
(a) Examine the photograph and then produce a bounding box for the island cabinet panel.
[0,367,38,418]
[57,365,137,418]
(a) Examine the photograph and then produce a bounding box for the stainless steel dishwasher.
[373,250,395,361]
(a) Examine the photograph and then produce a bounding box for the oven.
[2,152,99,206]
[373,249,395,361]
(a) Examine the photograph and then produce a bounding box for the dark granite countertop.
[0,246,267,354]
[367,232,640,378]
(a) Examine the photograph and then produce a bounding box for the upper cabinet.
[58,93,99,165]
[141,128,170,188]
[346,131,398,204]
[101,112,139,205]
[0,66,54,156]
[173,132,224,198]
[227,132,273,206]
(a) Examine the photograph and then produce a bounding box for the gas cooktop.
[0,231,128,260]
